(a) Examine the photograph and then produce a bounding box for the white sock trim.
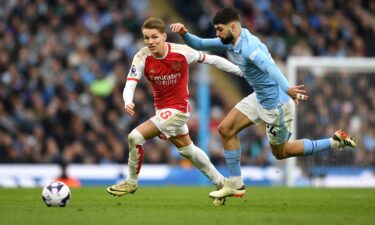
[330,137,339,148]
[177,143,194,157]
[229,176,244,188]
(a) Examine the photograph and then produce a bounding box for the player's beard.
[220,32,234,44]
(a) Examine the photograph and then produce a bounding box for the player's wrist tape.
[296,93,307,100]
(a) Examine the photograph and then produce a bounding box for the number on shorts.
[160,110,172,119]
[266,123,277,137]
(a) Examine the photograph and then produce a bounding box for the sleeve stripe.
[198,52,206,63]
[127,78,140,82]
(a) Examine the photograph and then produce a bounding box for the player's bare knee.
[218,124,234,139]
[128,129,146,146]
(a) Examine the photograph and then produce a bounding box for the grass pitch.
[1,187,374,225]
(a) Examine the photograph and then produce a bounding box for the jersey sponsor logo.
[149,73,181,85]
[249,48,261,61]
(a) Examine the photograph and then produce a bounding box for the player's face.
[143,28,167,57]
[215,24,234,44]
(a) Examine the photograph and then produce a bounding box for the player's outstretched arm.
[203,54,243,77]
[170,23,225,51]
[248,47,308,105]
[249,48,290,92]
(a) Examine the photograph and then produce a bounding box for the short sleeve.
[170,43,205,64]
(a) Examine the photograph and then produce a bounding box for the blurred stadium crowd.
[0,0,374,168]
[297,71,375,168]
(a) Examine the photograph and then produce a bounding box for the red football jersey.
[127,43,206,113]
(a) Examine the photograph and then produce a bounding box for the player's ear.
[163,33,167,41]
[230,22,236,31]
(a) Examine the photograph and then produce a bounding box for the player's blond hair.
[142,17,165,33]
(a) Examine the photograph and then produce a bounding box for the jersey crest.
[171,61,181,71]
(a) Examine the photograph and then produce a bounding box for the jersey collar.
[153,43,169,59]
[230,29,244,54]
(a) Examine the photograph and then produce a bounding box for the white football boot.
[212,179,227,206]
[209,179,245,198]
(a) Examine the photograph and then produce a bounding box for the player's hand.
[287,85,308,106]
[124,102,135,116]
[170,23,188,35]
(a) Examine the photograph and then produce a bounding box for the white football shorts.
[235,93,295,145]
[150,108,189,139]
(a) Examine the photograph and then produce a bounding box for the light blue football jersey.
[183,28,290,110]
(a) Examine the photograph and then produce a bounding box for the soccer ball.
[42,181,71,207]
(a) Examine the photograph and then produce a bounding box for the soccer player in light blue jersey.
[170,7,356,199]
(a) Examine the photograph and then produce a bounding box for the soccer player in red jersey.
[106,17,242,206]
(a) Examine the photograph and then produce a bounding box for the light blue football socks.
[303,138,332,156]
[224,149,242,176]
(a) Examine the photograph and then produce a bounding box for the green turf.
[1,187,374,225]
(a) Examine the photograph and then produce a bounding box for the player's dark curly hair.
[212,7,240,25]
